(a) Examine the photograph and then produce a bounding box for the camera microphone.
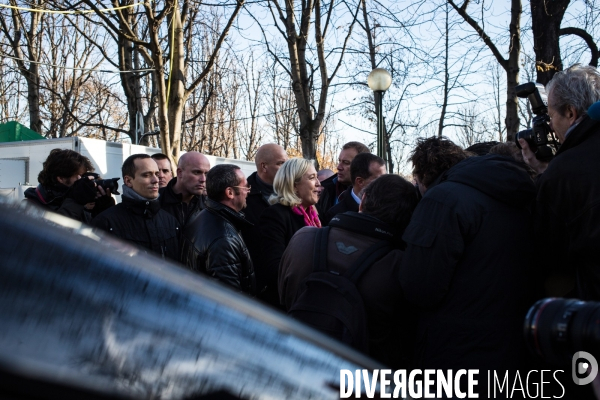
[587,101,600,121]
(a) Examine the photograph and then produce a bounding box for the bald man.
[159,151,211,229]
[242,143,288,308]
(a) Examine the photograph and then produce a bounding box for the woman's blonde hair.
[269,158,316,206]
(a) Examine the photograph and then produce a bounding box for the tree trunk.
[530,0,569,85]
[505,0,521,143]
[167,6,185,163]
[0,1,43,134]
[448,0,521,142]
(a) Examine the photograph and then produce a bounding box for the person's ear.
[354,177,364,189]
[567,105,578,121]
[225,187,235,200]
[261,162,268,173]
[56,176,68,185]
[124,175,134,188]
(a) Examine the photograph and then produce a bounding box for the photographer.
[520,64,600,300]
[24,149,113,222]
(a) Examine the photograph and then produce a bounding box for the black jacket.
[534,116,600,300]
[92,196,181,261]
[241,172,273,301]
[182,198,256,295]
[158,177,205,228]
[315,175,347,215]
[321,187,359,226]
[24,184,86,222]
[259,203,306,306]
[399,155,536,374]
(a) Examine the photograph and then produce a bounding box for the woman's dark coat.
[259,203,306,306]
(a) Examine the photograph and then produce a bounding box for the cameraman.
[24,149,113,222]
[520,64,600,300]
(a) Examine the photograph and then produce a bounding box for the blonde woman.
[258,158,321,307]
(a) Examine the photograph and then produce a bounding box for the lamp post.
[367,68,392,161]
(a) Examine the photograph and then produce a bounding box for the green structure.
[0,121,45,142]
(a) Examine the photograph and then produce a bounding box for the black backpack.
[288,226,391,352]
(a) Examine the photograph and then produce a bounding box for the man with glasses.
[181,164,256,295]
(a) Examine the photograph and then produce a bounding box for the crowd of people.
[22,64,600,395]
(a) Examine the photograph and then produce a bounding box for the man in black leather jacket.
[182,164,256,295]
[93,154,180,261]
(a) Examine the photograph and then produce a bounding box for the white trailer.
[0,137,256,201]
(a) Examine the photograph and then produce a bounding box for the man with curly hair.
[24,148,113,221]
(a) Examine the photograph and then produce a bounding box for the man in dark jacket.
[399,137,536,393]
[316,141,370,215]
[93,154,180,261]
[321,153,385,226]
[182,164,256,295]
[159,151,209,228]
[241,143,288,303]
[280,175,419,368]
[24,148,112,222]
[520,65,600,301]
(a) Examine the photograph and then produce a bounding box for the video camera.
[524,298,600,366]
[514,82,560,162]
[82,172,120,195]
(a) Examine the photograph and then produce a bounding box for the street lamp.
[367,68,392,160]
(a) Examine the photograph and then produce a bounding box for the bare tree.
[530,0,570,84]
[264,57,300,152]
[238,53,264,161]
[448,0,522,142]
[66,0,245,166]
[0,0,44,133]
[455,104,494,148]
[250,0,361,163]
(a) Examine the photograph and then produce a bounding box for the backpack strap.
[344,240,392,284]
[312,226,331,272]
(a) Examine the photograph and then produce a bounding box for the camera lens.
[524,298,600,366]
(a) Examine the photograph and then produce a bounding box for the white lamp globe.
[367,68,392,92]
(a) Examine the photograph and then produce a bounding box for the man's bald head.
[255,143,288,185]
[178,151,208,170]
[174,151,211,202]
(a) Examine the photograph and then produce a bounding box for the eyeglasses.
[231,185,251,192]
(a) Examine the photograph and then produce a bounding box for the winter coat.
[182,198,256,295]
[321,187,359,226]
[534,115,600,300]
[279,211,416,369]
[258,203,307,306]
[24,184,86,222]
[158,177,205,228]
[92,196,181,261]
[315,174,348,215]
[399,154,536,373]
[241,172,273,302]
